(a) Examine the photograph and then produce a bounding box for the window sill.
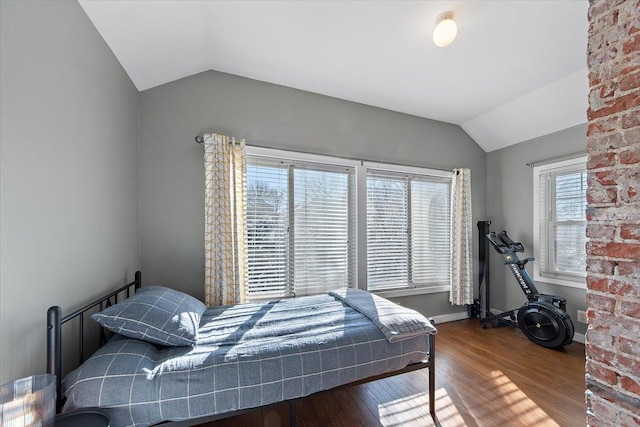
[372,285,449,298]
[248,284,450,301]
[534,272,586,289]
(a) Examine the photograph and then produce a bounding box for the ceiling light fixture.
[433,11,457,47]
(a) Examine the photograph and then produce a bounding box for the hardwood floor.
[200,319,586,427]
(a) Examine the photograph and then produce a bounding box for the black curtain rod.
[195,134,243,146]
[195,136,461,174]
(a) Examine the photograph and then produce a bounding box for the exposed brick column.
[586,0,640,425]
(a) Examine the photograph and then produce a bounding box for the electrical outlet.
[577,310,587,324]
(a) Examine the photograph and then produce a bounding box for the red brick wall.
[586,0,640,425]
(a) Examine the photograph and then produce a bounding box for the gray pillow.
[91,286,206,347]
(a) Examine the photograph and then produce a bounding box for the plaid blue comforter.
[62,292,435,427]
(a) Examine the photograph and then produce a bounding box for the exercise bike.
[472,221,574,349]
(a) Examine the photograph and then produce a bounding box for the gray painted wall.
[0,1,139,383]
[1,0,584,384]
[485,124,588,336]
[139,70,487,318]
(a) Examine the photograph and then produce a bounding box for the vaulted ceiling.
[79,0,589,152]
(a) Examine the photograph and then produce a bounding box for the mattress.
[62,292,435,427]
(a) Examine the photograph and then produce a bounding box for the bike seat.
[497,231,525,252]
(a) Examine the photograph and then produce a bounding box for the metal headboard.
[46,271,141,412]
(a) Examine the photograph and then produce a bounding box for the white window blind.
[367,170,451,291]
[246,159,289,298]
[411,179,451,286]
[293,167,355,296]
[533,156,587,288]
[367,174,408,289]
[246,155,355,299]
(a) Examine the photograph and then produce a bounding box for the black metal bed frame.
[46,271,438,426]
[47,271,142,413]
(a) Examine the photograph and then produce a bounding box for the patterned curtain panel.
[449,168,473,305]
[204,134,248,306]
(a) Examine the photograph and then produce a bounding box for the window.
[246,148,356,299]
[533,156,587,288]
[245,147,453,300]
[366,166,451,293]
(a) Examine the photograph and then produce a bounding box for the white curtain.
[450,168,473,305]
[204,134,247,306]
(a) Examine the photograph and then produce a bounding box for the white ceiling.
[79,0,589,152]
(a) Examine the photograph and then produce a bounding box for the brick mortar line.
[589,113,640,123]
[587,253,640,259]
[587,389,640,420]
[589,69,640,82]
[588,65,640,82]
[588,275,640,284]
[586,374,640,402]
[587,205,640,209]
[590,86,640,100]
[588,166,640,173]
[587,205,637,210]
[587,223,640,226]
[589,46,640,58]
[587,132,640,144]
[587,238,640,243]
[590,85,640,101]
[586,259,640,265]
[588,105,640,119]
[585,380,638,418]
[586,273,639,281]
[587,291,640,305]
[588,308,640,322]
[587,358,640,380]
[587,344,640,372]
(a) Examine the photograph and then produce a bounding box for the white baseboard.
[430,307,515,325]
[431,311,468,324]
[490,307,508,315]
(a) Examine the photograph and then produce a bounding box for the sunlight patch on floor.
[476,370,560,427]
[377,371,561,427]
[377,391,430,426]
[377,388,465,427]
[433,387,467,427]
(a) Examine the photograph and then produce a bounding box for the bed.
[47,271,438,427]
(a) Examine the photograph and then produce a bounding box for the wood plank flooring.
[200,319,586,427]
